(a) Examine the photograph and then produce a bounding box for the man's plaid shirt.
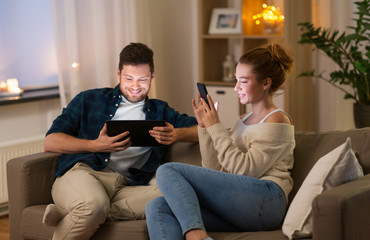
[47,84,197,185]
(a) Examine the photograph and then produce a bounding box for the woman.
[145,43,295,240]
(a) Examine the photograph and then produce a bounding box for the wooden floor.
[0,215,9,240]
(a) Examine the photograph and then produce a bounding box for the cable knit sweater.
[198,120,295,200]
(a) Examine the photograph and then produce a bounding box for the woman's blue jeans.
[145,162,286,240]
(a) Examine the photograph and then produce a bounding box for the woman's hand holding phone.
[200,94,221,128]
[193,83,221,128]
[192,95,206,128]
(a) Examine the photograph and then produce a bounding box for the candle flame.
[0,79,22,93]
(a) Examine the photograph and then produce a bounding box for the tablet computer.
[106,120,166,146]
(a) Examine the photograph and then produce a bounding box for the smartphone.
[197,82,210,107]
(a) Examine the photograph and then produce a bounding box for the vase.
[353,103,370,128]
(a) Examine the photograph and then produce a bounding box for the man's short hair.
[118,42,154,74]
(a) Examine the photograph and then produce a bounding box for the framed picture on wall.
[208,8,242,34]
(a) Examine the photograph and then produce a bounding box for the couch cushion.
[91,220,149,240]
[22,205,54,240]
[22,205,290,240]
[283,138,363,239]
[209,230,289,240]
[162,142,202,166]
[291,127,370,203]
[22,205,150,240]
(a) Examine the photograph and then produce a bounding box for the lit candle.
[0,81,7,92]
[7,78,21,93]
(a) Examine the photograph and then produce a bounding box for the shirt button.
[110,114,113,117]
[115,104,119,107]
[105,159,108,162]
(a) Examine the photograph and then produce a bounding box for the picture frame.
[208,8,242,34]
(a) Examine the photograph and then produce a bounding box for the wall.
[0,99,61,145]
[0,0,359,147]
[284,0,314,131]
[138,0,198,116]
[312,0,356,131]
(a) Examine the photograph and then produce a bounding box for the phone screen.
[197,82,210,107]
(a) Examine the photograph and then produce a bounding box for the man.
[42,42,198,240]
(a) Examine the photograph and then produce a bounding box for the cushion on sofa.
[282,138,364,239]
[291,128,370,204]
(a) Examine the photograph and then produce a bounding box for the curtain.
[311,0,356,131]
[50,0,138,107]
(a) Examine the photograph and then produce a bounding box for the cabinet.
[207,86,240,128]
[198,0,286,114]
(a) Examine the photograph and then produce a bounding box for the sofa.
[7,127,370,240]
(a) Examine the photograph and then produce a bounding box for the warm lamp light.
[252,4,284,34]
[72,62,80,69]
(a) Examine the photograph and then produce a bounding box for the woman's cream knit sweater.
[198,120,295,200]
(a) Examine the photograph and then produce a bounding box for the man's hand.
[93,123,132,152]
[149,122,177,145]
[44,124,132,154]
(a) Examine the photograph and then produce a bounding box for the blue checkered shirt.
[46,84,197,185]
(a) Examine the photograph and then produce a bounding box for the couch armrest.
[312,173,370,240]
[6,151,60,240]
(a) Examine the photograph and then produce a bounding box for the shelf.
[202,34,242,39]
[0,86,59,106]
[198,0,286,114]
[203,81,236,87]
[202,34,284,39]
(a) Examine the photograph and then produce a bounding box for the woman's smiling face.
[234,63,265,105]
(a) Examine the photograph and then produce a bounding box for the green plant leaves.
[297,0,370,105]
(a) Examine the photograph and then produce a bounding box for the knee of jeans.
[145,197,168,217]
[71,198,110,225]
[156,162,180,185]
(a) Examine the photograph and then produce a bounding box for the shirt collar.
[113,84,121,99]
[114,84,150,112]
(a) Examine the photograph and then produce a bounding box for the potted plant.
[297,0,369,128]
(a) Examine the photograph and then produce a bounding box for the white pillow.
[282,137,363,239]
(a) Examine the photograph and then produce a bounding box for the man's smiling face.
[118,64,153,103]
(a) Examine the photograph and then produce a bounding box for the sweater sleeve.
[205,123,294,178]
[198,126,222,170]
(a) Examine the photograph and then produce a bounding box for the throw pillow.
[282,137,363,239]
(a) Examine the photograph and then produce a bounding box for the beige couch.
[7,128,370,240]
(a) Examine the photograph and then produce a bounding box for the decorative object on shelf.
[297,0,369,128]
[252,4,284,34]
[208,8,242,34]
[0,78,23,97]
[222,54,237,82]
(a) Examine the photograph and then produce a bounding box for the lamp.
[72,62,80,69]
[252,4,284,34]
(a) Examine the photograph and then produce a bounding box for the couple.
[43,42,295,240]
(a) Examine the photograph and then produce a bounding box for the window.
[0,0,58,88]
